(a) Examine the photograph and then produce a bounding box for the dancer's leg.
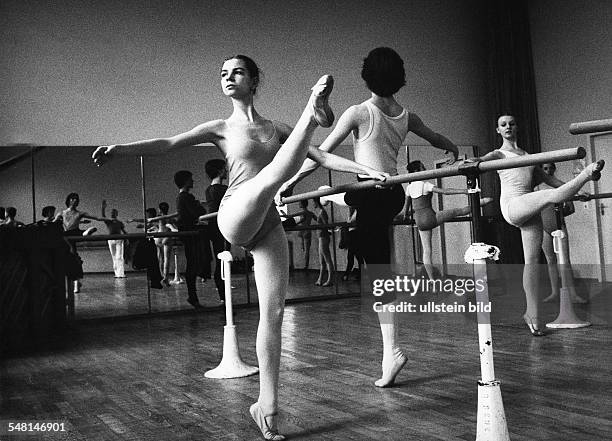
[417,229,435,279]
[541,232,560,302]
[219,76,333,245]
[519,218,544,328]
[249,224,287,421]
[321,236,335,285]
[304,235,311,269]
[315,238,324,285]
[507,161,604,226]
[375,305,407,387]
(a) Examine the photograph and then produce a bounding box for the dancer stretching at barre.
[473,114,604,336]
[279,47,460,388]
[404,160,493,279]
[92,55,386,441]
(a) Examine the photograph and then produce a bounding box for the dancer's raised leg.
[219,76,334,244]
[507,160,604,226]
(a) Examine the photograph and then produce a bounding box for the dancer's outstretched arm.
[92,120,223,166]
[408,113,460,165]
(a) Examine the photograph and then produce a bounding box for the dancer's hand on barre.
[274,185,293,206]
[443,150,460,166]
[364,168,390,184]
[92,145,116,167]
[576,191,590,201]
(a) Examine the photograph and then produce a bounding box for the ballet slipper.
[249,403,285,441]
[480,197,493,206]
[322,280,333,287]
[374,350,407,387]
[543,292,558,303]
[523,314,546,337]
[309,75,334,127]
[585,160,605,181]
[314,280,322,286]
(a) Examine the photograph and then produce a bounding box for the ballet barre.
[64,231,199,243]
[568,191,612,202]
[569,118,612,135]
[280,147,586,204]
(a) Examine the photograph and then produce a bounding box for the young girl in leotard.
[404,160,492,279]
[93,55,386,441]
[476,114,604,336]
[282,47,460,388]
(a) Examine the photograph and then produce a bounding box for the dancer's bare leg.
[506,161,604,226]
[418,229,435,280]
[519,218,543,329]
[375,305,407,387]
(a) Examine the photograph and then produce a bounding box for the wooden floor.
[2,282,612,440]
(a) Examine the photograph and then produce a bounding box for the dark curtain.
[481,0,542,264]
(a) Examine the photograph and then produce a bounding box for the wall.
[529,0,612,274]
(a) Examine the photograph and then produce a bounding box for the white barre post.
[465,244,510,441]
[546,230,591,329]
[205,251,259,379]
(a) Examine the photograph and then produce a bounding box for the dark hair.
[159,202,169,214]
[496,113,517,125]
[299,199,309,208]
[361,47,406,97]
[65,192,79,207]
[407,160,424,173]
[42,205,56,218]
[541,162,556,171]
[223,54,261,94]
[205,159,226,179]
[174,170,193,188]
[6,207,17,218]
[146,208,157,218]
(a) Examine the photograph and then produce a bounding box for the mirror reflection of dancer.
[295,200,316,269]
[536,162,586,304]
[475,114,604,336]
[205,159,230,304]
[155,202,178,286]
[282,47,460,388]
[93,55,386,441]
[404,160,492,279]
[61,193,108,293]
[341,207,363,281]
[101,200,128,278]
[312,198,334,286]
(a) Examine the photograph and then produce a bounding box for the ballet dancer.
[404,160,492,279]
[61,193,110,293]
[101,200,128,278]
[474,114,604,336]
[280,47,460,387]
[92,54,386,440]
[312,198,334,286]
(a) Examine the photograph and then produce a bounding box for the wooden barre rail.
[280,147,586,204]
[569,118,612,135]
